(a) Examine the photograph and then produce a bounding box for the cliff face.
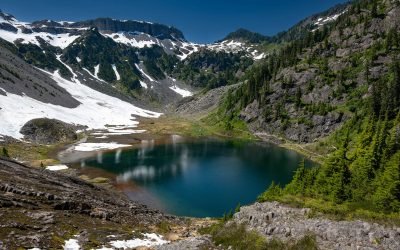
[69,18,185,40]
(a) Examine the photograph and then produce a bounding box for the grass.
[1,131,86,167]
[137,114,256,141]
[200,111,257,140]
[2,142,60,167]
[200,221,318,250]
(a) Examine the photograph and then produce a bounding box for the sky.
[1,0,349,43]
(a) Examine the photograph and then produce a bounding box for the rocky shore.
[0,157,179,249]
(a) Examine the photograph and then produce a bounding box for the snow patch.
[169,85,193,97]
[73,142,131,152]
[109,233,169,249]
[104,33,156,48]
[254,53,266,60]
[46,165,69,171]
[314,11,347,27]
[64,239,80,250]
[76,57,81,63]
[82,68,106,83]
[135,63,154,82]
[92,129,146,136]
[139,81,148,89]
[94,64,100,77]
[112,64,121,80]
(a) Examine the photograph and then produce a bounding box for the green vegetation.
[200,221,318,250]
[259,110,400,223]
[172,49,253,89]
[2,147,9,158]
[62,28,143,90]
[202,110,256,140]
[215,0,400,222]
[17,43,72,78]
[221,28,271,43]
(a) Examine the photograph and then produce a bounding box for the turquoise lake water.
[75,136,314,217]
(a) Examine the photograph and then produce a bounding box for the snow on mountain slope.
[0,10,262,61]
[0,11,187,53]
[0,12,82,49]
[207,40,266,60]
[135,63,155,82]
[0,69,161,139]
[313,10,347,29]
[169,85,193,97]
[103,32,158,48]
[112,64,121,80]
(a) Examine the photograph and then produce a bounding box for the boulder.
[20,118,78,144]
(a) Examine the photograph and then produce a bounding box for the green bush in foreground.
[200,221,318,250]
[2,147,9,158]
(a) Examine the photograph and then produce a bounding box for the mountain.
[0,9,263,139]
[0,0,374,141]
[273,2,350,42]
[2,0,400,249]
[220,28,271,44]
[215,0,400,215]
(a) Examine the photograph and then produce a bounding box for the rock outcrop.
[20,118,80,144]
[0,157,178,249]
[234,202,400,250]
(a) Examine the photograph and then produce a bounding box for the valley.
[1,0,400,249]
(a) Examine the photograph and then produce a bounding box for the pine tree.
[393,62,400,109]
[372,152,400,212]
[371,1,378,18]
[2,147,9,158]
[295,87,302,108]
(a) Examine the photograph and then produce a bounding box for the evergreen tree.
[372,152,400,212]
[393,62,400,109]
[295,86,302,108]
[371,1,378,18]
[2,147,9,158]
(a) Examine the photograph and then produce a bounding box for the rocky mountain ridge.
[220,0,400,143]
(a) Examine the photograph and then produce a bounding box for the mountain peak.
[0,9,17,22]
[70,17,186,41]
[219,28,271,43]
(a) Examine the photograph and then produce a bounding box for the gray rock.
[20,118,80,144]
[233,202,400,250]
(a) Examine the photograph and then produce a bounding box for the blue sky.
[1,0,348,43]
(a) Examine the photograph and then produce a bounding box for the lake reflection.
[77,136,314,217]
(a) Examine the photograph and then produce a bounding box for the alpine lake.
[62,135,315,218]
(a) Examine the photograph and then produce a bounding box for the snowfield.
[104,32,157,48]
[0,68,161,139]
[0,25,81,49]
[0,14,81,49]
